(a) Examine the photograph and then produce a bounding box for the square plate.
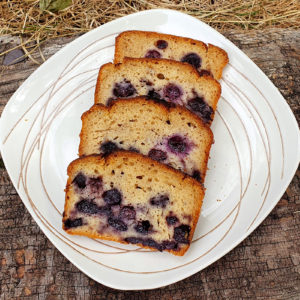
[0,9,299,290]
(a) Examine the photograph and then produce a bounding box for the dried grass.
[0,0,299,62]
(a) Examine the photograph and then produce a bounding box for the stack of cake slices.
[62,31,228,256]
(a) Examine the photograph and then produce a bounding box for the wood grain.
[0,29,299,299]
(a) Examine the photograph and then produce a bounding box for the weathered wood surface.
[0,29,299,299]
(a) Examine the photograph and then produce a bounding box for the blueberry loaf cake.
[94,57,221,124]
[114,30,228,80]
[63,151,204,256]
[79,97,213,183]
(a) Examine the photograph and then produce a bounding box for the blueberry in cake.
[114,30,228,80]
[79,97,213,183]
[94,57,221,124]
[63,151,204,256]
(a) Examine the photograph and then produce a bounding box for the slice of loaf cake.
[114,30,228,80]
[94,57,221,124]
[63,152,204,256]
[79,97,213,183]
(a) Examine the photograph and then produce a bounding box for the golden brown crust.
[63,227,189,256]
[207,44,229,80]
[114,30,228,80]
[94,62,112,105]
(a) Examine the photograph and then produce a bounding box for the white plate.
[0,9,299,290]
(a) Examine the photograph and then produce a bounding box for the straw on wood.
[0,0,299,63]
